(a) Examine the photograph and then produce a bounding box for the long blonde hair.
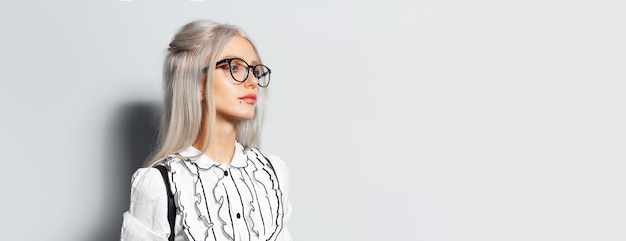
[145,19,268,167]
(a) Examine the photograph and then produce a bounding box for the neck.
[193,114,238,164]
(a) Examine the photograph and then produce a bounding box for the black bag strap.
[154,165,176,241]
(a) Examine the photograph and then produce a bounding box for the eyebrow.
[219,55,259,65]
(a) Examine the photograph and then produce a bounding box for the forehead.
[219,35,258,64]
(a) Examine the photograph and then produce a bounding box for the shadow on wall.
[91,101,161,241]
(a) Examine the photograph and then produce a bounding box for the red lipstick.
[239,94,257,104]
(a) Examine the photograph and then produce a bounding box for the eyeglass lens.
[228,58,270,87]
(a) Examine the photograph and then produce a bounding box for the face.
[211,35,260,122]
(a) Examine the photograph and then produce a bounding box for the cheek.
[213,76,238,104]
[213,75,228,96]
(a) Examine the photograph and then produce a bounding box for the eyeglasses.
[203,57,271,87]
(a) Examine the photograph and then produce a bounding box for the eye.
[254,66,270,78]
[229,59,248,73]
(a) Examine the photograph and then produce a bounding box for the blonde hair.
[145,19,268,167]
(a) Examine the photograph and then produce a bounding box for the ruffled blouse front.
[120,143,292,241]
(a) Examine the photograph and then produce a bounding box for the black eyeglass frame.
[202,58,271,87]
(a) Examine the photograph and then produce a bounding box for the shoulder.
[130,167,164,185]
[266,153,289,180]
[128,167,167,204]
[247,148,290,185]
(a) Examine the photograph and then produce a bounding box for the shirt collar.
[178,142,248,169]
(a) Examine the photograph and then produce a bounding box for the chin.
[220,106,256,121]
[237,112,256,121]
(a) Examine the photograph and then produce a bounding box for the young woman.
[120,19,292,241]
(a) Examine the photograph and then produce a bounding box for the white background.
[0,1,624,240]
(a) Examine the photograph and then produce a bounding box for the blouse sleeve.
[267,154,294,241]
[120,167,170,241]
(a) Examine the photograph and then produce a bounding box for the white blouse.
[120,143,292,241]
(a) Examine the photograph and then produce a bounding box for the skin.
[192,35,260,164]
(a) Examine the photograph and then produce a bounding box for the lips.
[239,94,257,104]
